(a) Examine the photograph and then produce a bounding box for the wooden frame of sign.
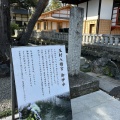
[11,52,18,120]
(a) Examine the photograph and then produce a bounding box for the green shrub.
[10,23,19,35]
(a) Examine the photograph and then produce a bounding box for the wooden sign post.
[11,55,18,120]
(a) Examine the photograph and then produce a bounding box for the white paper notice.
[11,45,69,108]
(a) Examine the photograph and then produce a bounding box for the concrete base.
[69,72,99,99]
[72,90,120,120]
[86,72,120,93]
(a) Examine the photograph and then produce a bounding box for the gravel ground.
[0,75,120,115]
[0,77,11,112]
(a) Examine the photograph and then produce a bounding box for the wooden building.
[34,5,71,32]
[11,8,29,27]
[59,0,120,35]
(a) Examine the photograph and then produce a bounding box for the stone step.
[69,72,99,99]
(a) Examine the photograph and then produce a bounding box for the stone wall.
[82,44,120,61]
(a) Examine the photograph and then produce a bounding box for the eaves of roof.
[11,8,28,15]
[42,5,71,16]
[38,17,69,22]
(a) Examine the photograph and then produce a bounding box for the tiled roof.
[11,8,29,15]
[59,0,89,4]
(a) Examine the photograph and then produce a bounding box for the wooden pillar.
[67,7,84,75]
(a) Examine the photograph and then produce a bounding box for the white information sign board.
[11,45,72,120]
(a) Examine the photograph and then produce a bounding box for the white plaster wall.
[100,0,113,19]
[67,10,70,14]
[48,21,51,30]
[87,0,99,20]
[52,14,59,17]
[16,14,21,17]
[41,22,44,30]
[16,17,21,21]
[22,15,27,17]
[22,18,27,21]
[54,11,59,14]
[62,22,67,28]
[52,22,57,30]
[66,22,69,28]
[60,10,67,14]
[78,2,87,20]
[60,14,68,18]
[52,9,69,18]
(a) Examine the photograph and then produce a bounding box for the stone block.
[69,72,99,99]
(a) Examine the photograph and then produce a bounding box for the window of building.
[44,22,47,30]
[117,8,120,25]
[89,24,95,34]
[57,22,62,30]
[37,23,40,29]
[112,7,120,26]
[51,22,52,30]
[16,21,22,27]
[13,16,16,20]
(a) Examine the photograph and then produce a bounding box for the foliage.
[45,0,62,12]
[26,112,38,120]
[50,0,62,10]
[11,22,19,30]
[103,66,113,77]
[44,5,50,12]
[10,23,20,35]
[10,0,38,8]
[0,109,18,119]
[0,109,11,119]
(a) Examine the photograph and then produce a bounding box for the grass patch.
[0,109,12,119]
[0,109,18,119]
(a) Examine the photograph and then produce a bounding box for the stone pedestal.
[69,72,99,98]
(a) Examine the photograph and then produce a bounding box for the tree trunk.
[67,7,84,76]
[19,0,49,45]
[0,0,10,56]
